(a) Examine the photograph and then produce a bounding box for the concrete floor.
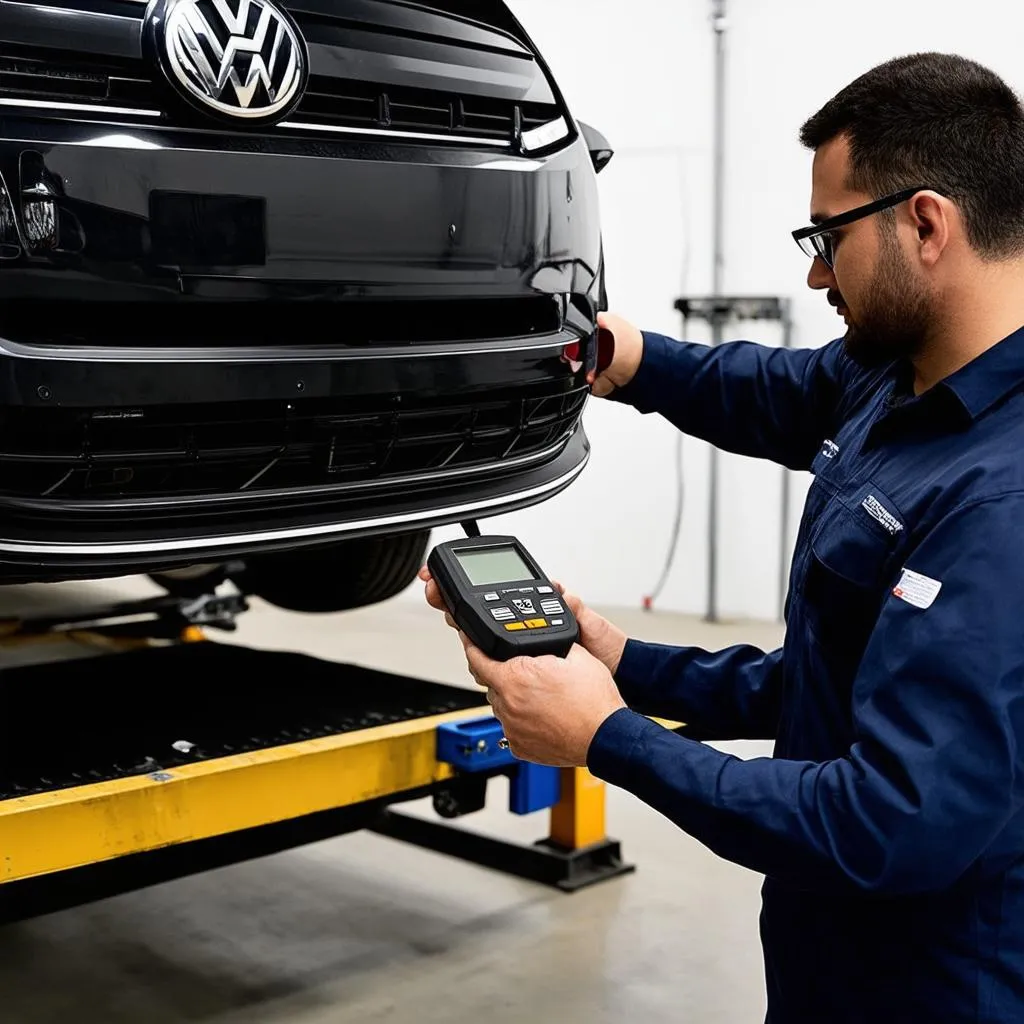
[0,576,784,1024]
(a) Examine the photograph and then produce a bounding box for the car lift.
[0,586,635,924]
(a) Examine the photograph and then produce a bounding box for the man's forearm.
[614,639,783,740]
[612,332,849,471]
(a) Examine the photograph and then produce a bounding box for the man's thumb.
[565,642,599,669]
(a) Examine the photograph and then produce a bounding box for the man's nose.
[807,256,836,292]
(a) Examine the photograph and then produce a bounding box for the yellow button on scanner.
[504,622,527,632]
[525,619,548,629]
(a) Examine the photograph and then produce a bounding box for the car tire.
[149,564,229,598]
[238,531,431,613]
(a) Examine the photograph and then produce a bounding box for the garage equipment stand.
[0,591,634,924]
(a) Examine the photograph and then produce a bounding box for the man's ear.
[908,191,952,267]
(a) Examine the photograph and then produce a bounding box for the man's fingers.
[550,580,584,617]
[424,580,448,612]
[464,641,515,693]
[457,635,485,686]
[463,636,486,668]
[417,565,431,582]
[423,578,460,632]
[463,637,494,693]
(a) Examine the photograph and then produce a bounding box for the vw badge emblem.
[151,0,308,121]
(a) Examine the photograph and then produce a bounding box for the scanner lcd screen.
[455,546,532,587]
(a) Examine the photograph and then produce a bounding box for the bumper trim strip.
[278,120,511,148]
[0,334,574,364]
[0,98,162,118]
[0,457,588,556]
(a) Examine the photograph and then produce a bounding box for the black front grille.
[0,43,562,147]
[293,75,558,144]
[0,384,588,502]
[0,46,159,109]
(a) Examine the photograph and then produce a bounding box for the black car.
[0,0,611,611]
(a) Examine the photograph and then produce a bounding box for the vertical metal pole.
[706,0,728,623]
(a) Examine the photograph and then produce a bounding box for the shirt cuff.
[586,706,667,790]
[613,637,656,706]
[607,331,676,411]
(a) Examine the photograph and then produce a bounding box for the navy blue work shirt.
[588,327,1024,1023]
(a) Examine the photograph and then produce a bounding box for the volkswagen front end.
[0,0,610,611]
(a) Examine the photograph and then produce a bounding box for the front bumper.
[0,98,601,582]
[0,332,592,581]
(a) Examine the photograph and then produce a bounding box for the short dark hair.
[800,53,1024,259]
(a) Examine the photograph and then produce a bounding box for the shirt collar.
[936,322,1024,420]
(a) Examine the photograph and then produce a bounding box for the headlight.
[521,116,570,154]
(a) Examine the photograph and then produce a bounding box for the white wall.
[407,0,1024,621]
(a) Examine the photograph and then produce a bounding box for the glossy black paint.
[0,0,606,582]
[0,334,584,407]
[0,129,602,299]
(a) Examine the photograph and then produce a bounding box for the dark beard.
[842,229,932,369]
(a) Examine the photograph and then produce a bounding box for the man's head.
[798,53,1024,369]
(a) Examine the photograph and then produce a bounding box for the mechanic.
[421,52,1024,1022]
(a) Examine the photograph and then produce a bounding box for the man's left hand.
[461,637,628,766]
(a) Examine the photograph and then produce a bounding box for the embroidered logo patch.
[821,439,839,460]
[893,568,942,609]
[861,494,904,536]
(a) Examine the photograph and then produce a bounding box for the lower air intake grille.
[0,385,588,502]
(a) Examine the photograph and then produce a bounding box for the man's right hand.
[417,566,628,677]
[589,311,645,398]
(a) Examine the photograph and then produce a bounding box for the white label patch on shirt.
[893,568,942,609]
[861,494,904,535]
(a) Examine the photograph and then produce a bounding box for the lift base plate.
[371,809,636,892]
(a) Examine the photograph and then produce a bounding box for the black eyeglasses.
[792,185,936,269]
